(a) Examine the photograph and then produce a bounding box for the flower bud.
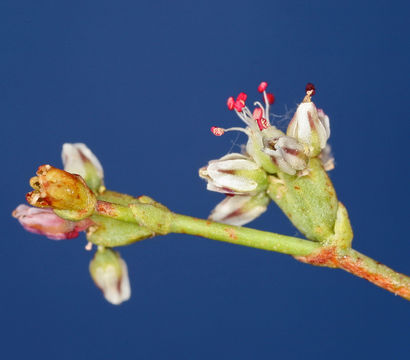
[199,153,268,195]
[89,248,131,305]
[62,143,104,193]
[286,102,330,157]
[12,204,93,240]
[26,165,96,220]
[208,192,270,226]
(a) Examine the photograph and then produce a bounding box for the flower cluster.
[200,82,334,225]
[13,143,131,305]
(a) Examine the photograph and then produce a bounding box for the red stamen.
[253,108,268,130]
[227,97,235,110]
[266,93,275,104]
[211,127,224,136]
[236,92,247,102]
[258,82,268,93]
[252,108,263,121]
[234,100,245,112]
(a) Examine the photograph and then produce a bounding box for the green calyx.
[267,158,339,242]
[90,247,122,275]
[129,198,173,235]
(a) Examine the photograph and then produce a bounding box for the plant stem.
[296,247,410,300]
[170,213,320,256]
[93,194,410,300]
[93,199,319,256]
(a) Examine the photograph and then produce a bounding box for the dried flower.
[12,204,93,240]
[26,165,96,220]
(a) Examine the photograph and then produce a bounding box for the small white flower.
[263,136,307,175]
[199,153,267,195]
[209,193,269,226]
[286,102,330,157]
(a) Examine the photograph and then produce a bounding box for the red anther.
[253,108,267,130]
[258,82,268,93]
[227,96,235,110]
[211,126,224,136]
[252,108,263,121]
[234,100,245,112]
[305,83,316,96]
[266,93,275,104]
[236,92,247,102]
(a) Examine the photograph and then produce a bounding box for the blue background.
[1,0,409,359]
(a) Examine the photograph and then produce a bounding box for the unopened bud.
[89,248,131,305]
[209,192,270,226]
[62,143,104,193]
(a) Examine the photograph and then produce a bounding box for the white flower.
[199,153,267,195]
[263,136,307,175]
[286,102,330,157]
[209,193,270,226]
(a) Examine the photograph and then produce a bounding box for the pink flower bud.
[12,204,92,240]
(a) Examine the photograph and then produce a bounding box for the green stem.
[170,213,320,256]
[93,198,319,256]
[296,246,410,300]
[91,192,410,299]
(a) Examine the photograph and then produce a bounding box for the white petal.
[62,143,86,178]
[118,259,131,303]
[294,102,315,145]
[207,159,259,192]
[209,195,268,226]
[317,109,331,138]
[62,143,104,179]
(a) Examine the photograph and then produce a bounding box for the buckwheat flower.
[26,165,96,220]
[62,143,104,193]
[286,83,330,157]
[210,82,289,172]
[89,248,131,305]
[199,153,268,195]
[12,204,92,240]
[263,136,308,176]
[209,192,270,226]
[210,82,312,176]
